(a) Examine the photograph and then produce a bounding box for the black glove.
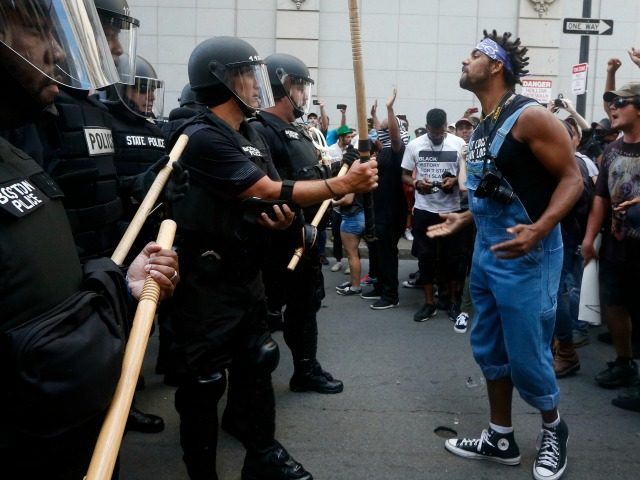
[142,154,170,193]
[165,161,190,203]
[341,145,360,168]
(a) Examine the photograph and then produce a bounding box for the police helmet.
[115,55,164,119]
[178,83,198,108]
[188,36,274,115]
[0,0,119,92]
[266,53,314,118]
[94,0,140,85]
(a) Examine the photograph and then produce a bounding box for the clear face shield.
[117,76,164,119]
[98,9,139,85]
[280,73,313,117]
[216,60,274,113]
[0,0,120,90]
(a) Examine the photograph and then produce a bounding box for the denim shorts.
[340,211,365,236]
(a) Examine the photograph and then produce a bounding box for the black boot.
[289,359,343,394]
[126,405,165,433]
[242,441,312,480]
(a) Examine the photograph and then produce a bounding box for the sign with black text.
[563,18,613,35]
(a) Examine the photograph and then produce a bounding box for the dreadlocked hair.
[483,29,529,87]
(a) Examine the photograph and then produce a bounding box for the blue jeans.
[466,178,563,412]
[555,246,583,342]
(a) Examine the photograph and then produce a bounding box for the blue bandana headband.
[475,38,514,74]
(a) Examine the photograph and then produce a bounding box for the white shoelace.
[536,429,560,469]
[458,429,491,452]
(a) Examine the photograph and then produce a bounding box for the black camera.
[475,165,514,204]
[553,93,564,108]
[313,99,320,105]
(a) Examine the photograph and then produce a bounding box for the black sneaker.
[454,312,469,333]
[611,384,640,412]
[370,298,399,310]
[242,441,313,480]
[445,427,521,466]
[595,359,639,388]
[413,303,436,322]
[336,285,361,296]
[533,419,569,480]
[360,287,381,300]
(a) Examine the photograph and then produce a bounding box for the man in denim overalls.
[428,30,583,480]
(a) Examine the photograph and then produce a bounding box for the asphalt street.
[120,257,640,480]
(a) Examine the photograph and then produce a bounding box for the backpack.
[1,258,127,438]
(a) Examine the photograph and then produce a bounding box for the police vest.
[42,90,123,260]
[255,112,324,181]
[170,112,273,281]
[255,112,328,227]
[0,136,82,328]
[109,103,167,177]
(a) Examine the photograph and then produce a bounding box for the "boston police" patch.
[0,178,46,217]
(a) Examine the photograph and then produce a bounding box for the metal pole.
[576,0,592,117]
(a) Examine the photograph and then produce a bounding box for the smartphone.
[337,104,347,110]
[313,99,320,105]
[242,197,288,223]
[554,94,564,108]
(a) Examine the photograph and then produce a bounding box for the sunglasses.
[608,97,637,109]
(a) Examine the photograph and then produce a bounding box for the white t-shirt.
[401,133,465,213]
[327,142,344,163]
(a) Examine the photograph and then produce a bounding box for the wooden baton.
[86,219,177,480]
[348,0,377,242]
[110,134,188,265]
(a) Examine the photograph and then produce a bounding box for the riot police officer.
[165,36,377,480]
[251,53,344,394]
[161,83,208,141]
[0,1,178,477]
[17,0,166,434]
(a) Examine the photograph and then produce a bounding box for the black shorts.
[599,256,640,308]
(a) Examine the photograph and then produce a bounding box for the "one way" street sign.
[563,18,614,35]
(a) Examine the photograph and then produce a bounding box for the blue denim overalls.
[465,103,563,412]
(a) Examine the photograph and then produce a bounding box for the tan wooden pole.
[86,219,177,480]
[348,0,376,242]
[111,134,188,265]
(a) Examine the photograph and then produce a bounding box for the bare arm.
[318,101,329,133]
[241,158,378,208]
[370,100,381,131]
[386,88,402,153]
[581,195,609,263]
[560,97,590,131]
[491,107,583,258]
[604,58,622,117]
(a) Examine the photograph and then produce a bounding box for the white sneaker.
[404,228,414,241]
[344,266,351,275]
[454,313,469,333]
[330,262,342,272]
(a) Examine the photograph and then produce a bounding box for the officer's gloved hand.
[142,154,170,193]
[165,161,190,203]
[341,145,360,168]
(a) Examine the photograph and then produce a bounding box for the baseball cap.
[603,81,640,102]
[336,124,351,136]
[307,112,318,119]
[455,117,474,128]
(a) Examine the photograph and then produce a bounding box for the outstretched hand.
[426,211,472,238]
[386,88,397,109]
[628,48,640,68]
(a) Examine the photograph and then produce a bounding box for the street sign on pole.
[571,63,588,95]
[521,79,553,104]
[563,18,613,35]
